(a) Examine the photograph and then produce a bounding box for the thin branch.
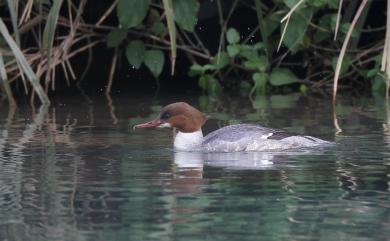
[334,0,343,40]
[333,0,368,102]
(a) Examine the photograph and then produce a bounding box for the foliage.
[0,0,388,104]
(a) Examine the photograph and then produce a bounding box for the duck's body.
[134,102,332,152]
[201,124,330,152]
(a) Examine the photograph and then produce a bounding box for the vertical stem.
[334,0,343,40]
[162,0,176,75]
[105,49,118,95]
[0,52,16,106]
[6,0,20,46]
[254,0,269,67]
[386,0,390,98]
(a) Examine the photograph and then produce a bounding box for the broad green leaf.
[269,68,298,86]
[212,52,230,69]
[189,64,215,76]
[314,14,334,43]
[144,50,164,77]
[125,40,145,69]
[239,45,258,60]
[107,29,127,48]
[189,64,204,75]
[282,7,313,53]
[226,28,240,44]
[227,45,240,57]
[173,0,199,32]
[244,56,267,72]
[117,0,150,28]
[331,55,351,75]
[253,42,265,50]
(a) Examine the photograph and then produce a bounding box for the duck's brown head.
[134,102,207,133]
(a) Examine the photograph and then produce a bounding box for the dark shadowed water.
[0,94,389,241]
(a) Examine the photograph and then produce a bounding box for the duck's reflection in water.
[174,151,279,171]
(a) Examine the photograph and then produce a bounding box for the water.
[0,94,389,241]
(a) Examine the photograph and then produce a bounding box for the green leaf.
[151,22,166,36]
[227,45,240,57]
[42,0,64,49]
[243,56,267,72]
[198,75,222,95]
[117,0,151,28]
[226,28,240,44]
[198,75,208,90]
[125,40,145,69]
[144,50,164,77]
[189,64,216,76]
[264,13,281,37]
[327,0,339,9]
[340,23,359,38]
[372,74,387,93]
[367,69,379,78]
[239,45,258,60]
[107,29,127,48]
[189,64,204,75]
[331,55,351,75]
[282,7,313,53]
[212,52,230,69]
[269,68,298,86]
[173,0,199,32]
[252,72,268,92]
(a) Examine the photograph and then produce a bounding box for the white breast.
[174,129,203,151]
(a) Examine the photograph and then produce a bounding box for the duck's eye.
[161,112,170,120]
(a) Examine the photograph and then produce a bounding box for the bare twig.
[277,0,305,52]
[105,49,118,95]
[96,0,118,26]
[381,0,390,98]
[334,0,344,40]
[333,0,368,102]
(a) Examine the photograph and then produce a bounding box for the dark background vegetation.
[0,0,388,104]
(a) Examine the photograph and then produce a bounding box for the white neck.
[174,129,203,151]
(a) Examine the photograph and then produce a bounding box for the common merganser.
[134,102,332,152]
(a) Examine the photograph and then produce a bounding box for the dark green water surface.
[0,94,389,241]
